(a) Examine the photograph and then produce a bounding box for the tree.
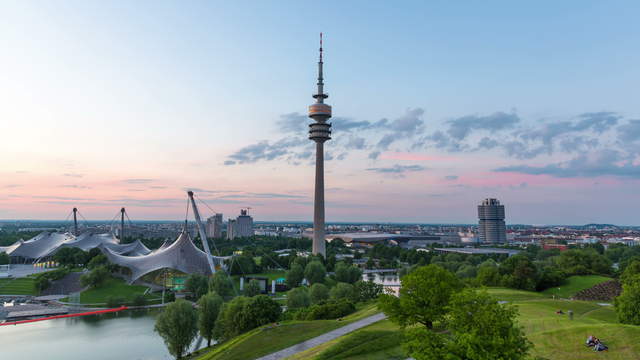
[334,262,362,284]
[310,283,330,304]
[0,252,10,265]
[215,295,280,341]
[154,299,198,359]
[53,247,88,267]
[286,263,304,288]
[304,261,326,285]
[403,289,531,360]
[378,264,462,329]
[476,265,501,286]
[455,264,477,279]
[209,271,234,298]
[354,280,383,302]
[87,254,108,270]
[330,282,357,302]
[615,275,640,325]
[536,265,565,291]
[80,265,110,289]
[620,259,640,285]
[287,287,311,309]
[185,274,209,300]
[198,292,223,347]
[499,255,538,291]
[228,255,259,275]
[244,279,261,297]
[556,249,612,276]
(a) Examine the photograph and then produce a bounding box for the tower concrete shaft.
[120,207,125,240]
[308,33,331,258]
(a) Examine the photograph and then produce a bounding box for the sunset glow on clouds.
[1,1,639,224]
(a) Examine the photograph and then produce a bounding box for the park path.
[256,312,387,360]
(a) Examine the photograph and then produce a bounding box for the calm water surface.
[0,309,203,360]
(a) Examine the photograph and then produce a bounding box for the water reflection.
[0,308,202,360]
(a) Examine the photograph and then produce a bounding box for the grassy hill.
[289,286,640,360]
[541,275,612,299]
[0,278,37,295]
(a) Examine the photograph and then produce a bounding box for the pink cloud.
[379,151,457,162]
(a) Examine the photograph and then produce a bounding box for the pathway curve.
[256,312,387,360]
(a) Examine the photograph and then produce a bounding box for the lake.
[0,309,203,360]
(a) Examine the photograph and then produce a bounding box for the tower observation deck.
[309,33,331,257]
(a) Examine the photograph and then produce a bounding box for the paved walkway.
[256,312,387,360]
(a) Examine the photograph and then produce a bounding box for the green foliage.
[304,261,326,285]
[379,264,462,329]
[87,254,108,270]
[244,279,261,297]
[32,267,72,292]
[615,275,640,325]
[354,280,383,302]
[403,289,531,360]
[286,286,310,309]
[499,255,538,291]
[185,274,209,300]
[34,277,50,292]
[620,259,640,285]
[106,296,125,308]
[132,294,147,307]
[215,295,280,341]
[455,264,477,278]
[286,263,304,288]
[209,271,234,298]
[0,252,9,265]
[198,292,223,347]
[155,299,199,359]
[80,266,110,289]
[310,283,330,304]
[228,255,260,275]
[54,247,89,267]
[535,265,565,291]
[317,330,400,360]
[298,298,356,320]
[334,262,362,284]
[164,290,176,303]
[330,282,357,302]
[556,249,612,276]
[476,265,501,286]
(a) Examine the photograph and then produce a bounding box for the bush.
[302,299,356,320]
[132,294,147,307]
[215,295,281,341]
[106,296,125,308]
[163,291,176,303]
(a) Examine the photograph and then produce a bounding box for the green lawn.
[286,288,640,360]
[79,277,151,304]
[195,303,379,360]
[0,278,37,295]
[542,275,612,299]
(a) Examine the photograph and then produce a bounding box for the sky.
[1,1,640,224]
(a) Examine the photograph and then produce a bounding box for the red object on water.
[0,306,128,326]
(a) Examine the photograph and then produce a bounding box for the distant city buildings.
[226,209,254,240]
[206,213,223,238]
[478,198,507,243]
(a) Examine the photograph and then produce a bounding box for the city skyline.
[2,1,640,224]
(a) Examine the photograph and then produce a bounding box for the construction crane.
[188,191,216,274]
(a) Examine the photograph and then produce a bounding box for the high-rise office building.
[236,209,254,238]
[227,219,237,240]
[478,198,507,243]
[308,33,332,258]
[206,213,223,238]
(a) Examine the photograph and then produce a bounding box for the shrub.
[302,299,356,320]
[163,291,176,303]
[106,296,125,308]
[132,294,147,307]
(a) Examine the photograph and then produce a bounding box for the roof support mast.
[188,191,216,274]
[120,207,126,240]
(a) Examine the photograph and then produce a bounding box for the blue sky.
[1,1,639,224]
